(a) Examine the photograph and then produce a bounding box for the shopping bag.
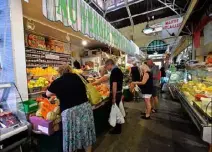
[109,104,125,127]
[77,74,102,105]
[116,104,125,124]
[162,83,168,92]
[134,85,140,92]
[86,83,102,105]
[109,104,117,127]
[119,101,126,117]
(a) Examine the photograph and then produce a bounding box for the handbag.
[77,74,102,105]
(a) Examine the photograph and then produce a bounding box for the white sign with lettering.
[162,17,183,38]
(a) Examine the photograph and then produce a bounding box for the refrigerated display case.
[0,83,30,151]
[167,70,185,99]
[169,68,212,144]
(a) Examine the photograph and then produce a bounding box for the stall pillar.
[10,0,28,100]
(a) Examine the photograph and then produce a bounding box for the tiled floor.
[94,94,209,152]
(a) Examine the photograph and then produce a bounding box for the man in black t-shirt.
[105,59,123,134]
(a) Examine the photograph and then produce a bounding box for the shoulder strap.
[77,74,88,85]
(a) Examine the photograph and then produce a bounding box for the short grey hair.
[105,59,115,65]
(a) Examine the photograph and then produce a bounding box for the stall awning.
[22,0,139,55]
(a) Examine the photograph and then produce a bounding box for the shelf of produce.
[174,86,212,144]
[25,47,71,69]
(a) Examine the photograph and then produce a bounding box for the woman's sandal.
[141,116,151,120]
[151,109,157,113]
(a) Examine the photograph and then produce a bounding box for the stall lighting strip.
[23,15,89,42]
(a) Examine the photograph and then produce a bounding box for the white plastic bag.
[116,106,125,124]
[109,104,125,127]
[119,101,126,117]
[109,104,117,127]
[162,83,168,91]
[134,85,140,92]
[114,104,125,124]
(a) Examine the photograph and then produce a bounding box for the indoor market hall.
[0,0,211,152]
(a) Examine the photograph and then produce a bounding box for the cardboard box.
[29,116,61,136]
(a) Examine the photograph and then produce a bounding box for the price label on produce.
[45,54,60,60]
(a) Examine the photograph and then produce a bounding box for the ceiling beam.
[124,0,134,26]
[89,0,105,15]
[171,0,198,56]
[177,0,198,36]
[106,0,144,14]
[110,6,170,24]
[157,0,181,17]
[166,0,184,10]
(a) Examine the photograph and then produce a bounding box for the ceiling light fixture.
[143,28,154,34]
[82,40,87,46]
[142,25,163,35]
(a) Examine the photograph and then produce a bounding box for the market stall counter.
[30,98,111,152]
[168,68,212,145]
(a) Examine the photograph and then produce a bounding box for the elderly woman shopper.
[46,64,96,152]
[131,64,153,119]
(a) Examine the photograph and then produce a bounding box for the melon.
[53,106,60,115]
[36,109,42,117]
[46,111,56,121]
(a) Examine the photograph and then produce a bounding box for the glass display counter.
[167,70,185,99]
[0,83,30,151]
[168,69,212,144]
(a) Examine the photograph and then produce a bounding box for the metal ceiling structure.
[86,0,189,29]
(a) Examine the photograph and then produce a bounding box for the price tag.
[45,54,60,60]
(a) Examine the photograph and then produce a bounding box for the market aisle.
[93,94,209,152]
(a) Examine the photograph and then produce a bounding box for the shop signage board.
[161,17,183,39]
[42,0,138,55]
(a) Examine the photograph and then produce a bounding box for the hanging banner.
[42,0,137,55]
[161,17,183,39]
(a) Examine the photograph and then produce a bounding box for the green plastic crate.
[21,100,38,114]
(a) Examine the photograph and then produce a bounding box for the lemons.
[28,77,49,88]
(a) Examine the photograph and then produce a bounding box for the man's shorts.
[152,86,159,97]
